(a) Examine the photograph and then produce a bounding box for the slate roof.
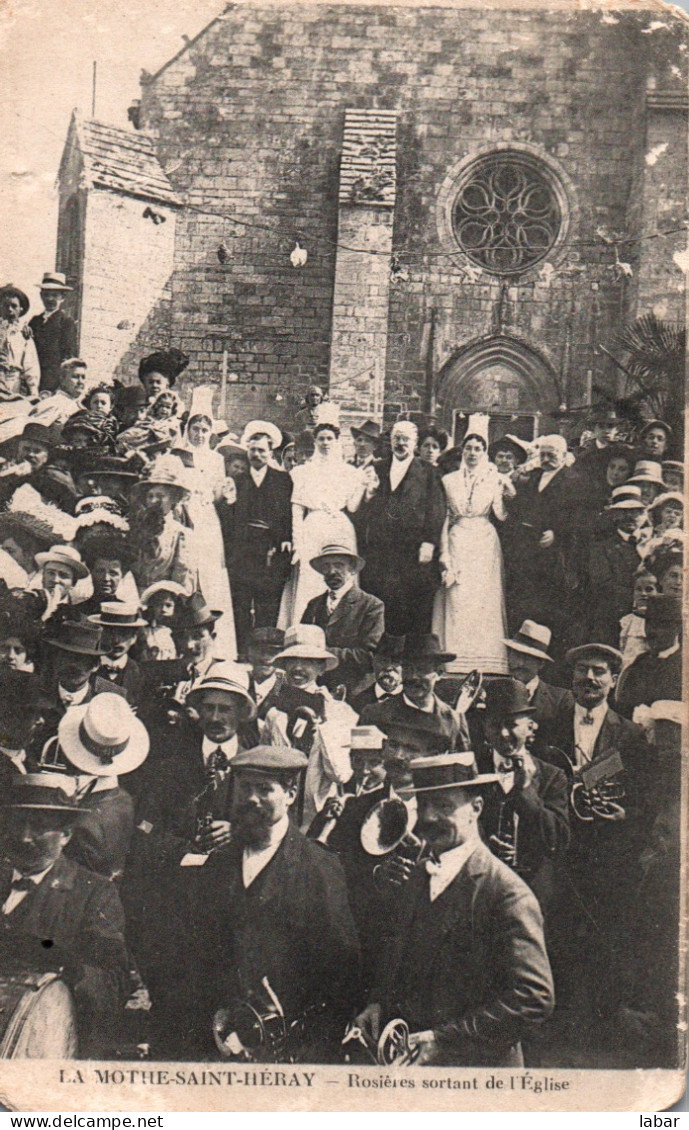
[75,116,182,207]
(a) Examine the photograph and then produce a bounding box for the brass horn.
[454,668,483,714]
[360,796,435,882]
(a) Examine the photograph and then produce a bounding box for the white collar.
[100,654,129,671]
[249,465,268,487]
[574,699,608,721]
[524,675,539,699]
[326,578,354,606]
[58,682,91,706]
[11,863,53,887]
[375,682,402,699]
[254,671,277,691]
[538,464,564,491]
[657,640,680,659]
[242,813,290,886]
[403,693,434,714]
[426,840,478,902]
[73,775,119,794]
[201,734,239,765]
[0,747,26,772]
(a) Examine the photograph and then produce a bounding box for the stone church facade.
[56,1,688,439]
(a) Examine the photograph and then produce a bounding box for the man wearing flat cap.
[217,420,292,653]
[355,751,554,1066]
[301,534,384,697]
[615,595,682,720]
[184,744,360,1060]
[0,773,129,1056]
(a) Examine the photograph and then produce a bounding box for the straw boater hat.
[140,581,188,608]
[565,643,623,675]
[0,285,30,317]
[186,660,257,722]
[348,725,387,756]
[58,692,150,777]
[409,751,499,794]
[503,620,553,662]
[230,744,308,775]
[606,484,646,511]
[38,272,72,292]
[628,460,665,487]
[34,544,89,581]
[0,773,81,816]
[273,625,338,671]
[240,420,282,449]
[87,602,147,631]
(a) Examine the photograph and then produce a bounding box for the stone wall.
[138,3,688,427]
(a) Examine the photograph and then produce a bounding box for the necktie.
[206,748,230,779]
[326,590,338,613]
[10,875,35,892]
[582,712,595,725]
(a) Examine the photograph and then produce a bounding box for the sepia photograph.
[0,0,686,1112]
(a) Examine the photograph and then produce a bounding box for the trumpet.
[360,796,436,884]
[314,776,371,846]
[492,800,520,869]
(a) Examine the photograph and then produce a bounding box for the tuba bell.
[360,796,436,883]
[564,749,627,823]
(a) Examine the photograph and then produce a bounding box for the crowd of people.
[0,275,683,1068]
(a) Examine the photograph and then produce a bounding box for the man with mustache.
[188,744,359,1061]
[350,632,405,714]
[301,535,384,697]
[354,751,553,1066]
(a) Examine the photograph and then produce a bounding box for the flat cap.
[231,745,308,774]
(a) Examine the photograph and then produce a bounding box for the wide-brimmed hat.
[606,495,647,512]
[78,454,141,482]
[231,744,308,775]
[628,460,665,486]
[374,633,406,662]
[174,591,223,632]
[310,539,365,574]
[240,420,282,449]
[565,643,623,674]
[186,660,257,721]
[648,491,684,513]
[0,285,29,317]
[87,602,147,630]
[138,349,189,388]
[45,619,104,656]
[74,497,130,534]
[488,434,529,466]
[0,773,81,815]
[409,751,499,794]
[483,677,536,718]
[140,581,187,608]
[504,620,553,661]
[34,544,89,581]
[38,272,72,292]
[644,594,682,627]
[0,484,75,545]
[351,420,382,442]
[58,692,149,776]
[639,419,672,440]
[130,455,190,500]
[401,633,456,666]
[273,625,338,671]
[19,422,63,450]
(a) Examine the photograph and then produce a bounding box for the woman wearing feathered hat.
[432,413,510,675]
[172,385,237,659]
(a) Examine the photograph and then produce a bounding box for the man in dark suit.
[504,619,570,731]
[28,273,78,393]
[301,536,384,697]
[350,632,405,714]
[87,603,146,709]
[354,752,554,1066]
[0,773,129,1056]
[615,595,682,719]
[186,745,360,1061]
[477,678,570,921]
[357,421,445,636]
[587,496,645,647]
[218,423,292,653]
[501,435,585,644]
[29,620,107,759]
[361,634,470,751]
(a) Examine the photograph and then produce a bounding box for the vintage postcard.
[0,0,685,1113]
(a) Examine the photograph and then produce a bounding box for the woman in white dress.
[278,404,367,628]
[173,389,237,659]
[432,414,510,674]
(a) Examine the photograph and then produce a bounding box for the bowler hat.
[58,692,150,777]
[0,285,29,317]
[483,677,536,718]
[38,272,72,292]
[565,643,623,674]
[45,619,104,656]
[401,633,455,666]
[643,594,682,627]
[503,620,553,662]
[19,422,63,450]
[409,751,499,794]
[230,744,308,774]
[374,633,406,661]
[0,773,81,815]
